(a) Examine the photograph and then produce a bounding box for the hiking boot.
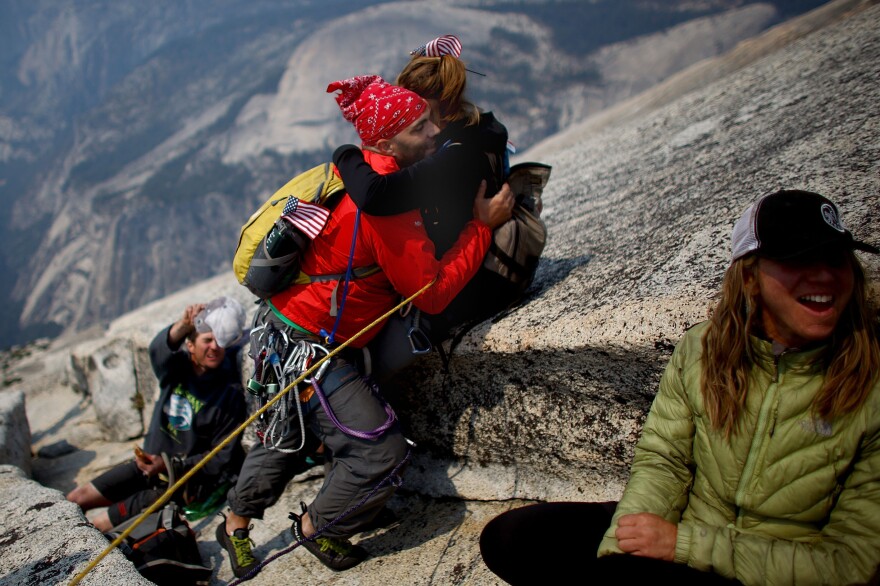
[289,504,368,571]
[215,517,261,579]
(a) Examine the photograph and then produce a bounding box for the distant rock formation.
[0,1,796,348]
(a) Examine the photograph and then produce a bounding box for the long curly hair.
[700,252,880,437]
[397,55,479,127]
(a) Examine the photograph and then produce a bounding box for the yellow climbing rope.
[68,278,436,586]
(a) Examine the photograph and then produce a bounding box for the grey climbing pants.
[227,327,407,538]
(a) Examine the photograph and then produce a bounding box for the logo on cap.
[820,203,845,233]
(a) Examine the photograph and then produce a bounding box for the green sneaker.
[289,504,368,571]
[215,518,261,579]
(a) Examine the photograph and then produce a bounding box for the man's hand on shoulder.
[473,181,514,229]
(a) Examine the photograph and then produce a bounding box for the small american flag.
[409,35,483,76]
[410,35,462,58]
[281,196,330,240]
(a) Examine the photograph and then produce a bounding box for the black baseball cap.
[730,189,878,262]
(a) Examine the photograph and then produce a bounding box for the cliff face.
[0,0,818,348]
[398,0,879,496]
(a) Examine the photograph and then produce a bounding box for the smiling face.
[380,109,438,168]
[186,331,225,374]
[752,250,855,348]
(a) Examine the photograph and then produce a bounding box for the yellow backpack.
[233,162,346,299]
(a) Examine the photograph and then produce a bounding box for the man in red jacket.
[216,75,513,578]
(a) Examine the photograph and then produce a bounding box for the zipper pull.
[771,341,787,383]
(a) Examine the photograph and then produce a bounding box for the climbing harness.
[246,299,396,451]
[313,375,396,441]
[242,206,396,453]
[247,305,313,454]
[68,279,435,586]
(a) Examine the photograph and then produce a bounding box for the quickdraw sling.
[246,302,396,452]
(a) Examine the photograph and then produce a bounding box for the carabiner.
[309,344,332,382]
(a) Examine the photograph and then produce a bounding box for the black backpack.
[106,502,211,586]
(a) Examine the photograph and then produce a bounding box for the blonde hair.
[397,55,479,126]
[701,253,880,437]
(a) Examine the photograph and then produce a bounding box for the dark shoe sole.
[290,515,368,571]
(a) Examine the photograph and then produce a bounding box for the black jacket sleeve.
[149,325,183,382]
[333,142,482,216]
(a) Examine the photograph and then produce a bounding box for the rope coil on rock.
[68,278,436,586]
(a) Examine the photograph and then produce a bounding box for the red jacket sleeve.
[361,210,491,314]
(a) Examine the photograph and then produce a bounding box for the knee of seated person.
[479,516,500,553]
[480,515,523,579]
[480,505,547,560]
[480,511,514,552]
[65,488,79,504]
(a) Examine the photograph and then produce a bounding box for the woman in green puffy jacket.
[479,189,880,585]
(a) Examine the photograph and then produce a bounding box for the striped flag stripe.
[280,196,330,240]
[283,205,328,222]
[284,210,327,225]
[282,215,327,240]
[411,35,462,58]
[427,35,462,58]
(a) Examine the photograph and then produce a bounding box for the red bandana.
[327,75,427,146]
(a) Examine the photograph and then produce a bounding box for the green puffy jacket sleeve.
[597,335,696,553]
[598,325,880,585]
[673,414,880,585]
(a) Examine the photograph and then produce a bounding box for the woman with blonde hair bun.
[479,189,880,585]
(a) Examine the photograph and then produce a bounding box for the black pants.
[479,502,741,585]
[91,460,169,526]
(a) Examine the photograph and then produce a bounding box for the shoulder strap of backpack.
[320,208,362,343]
[293,265,380,285]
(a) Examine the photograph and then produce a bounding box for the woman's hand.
[615,513,677,561]
[473,181,514,229]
